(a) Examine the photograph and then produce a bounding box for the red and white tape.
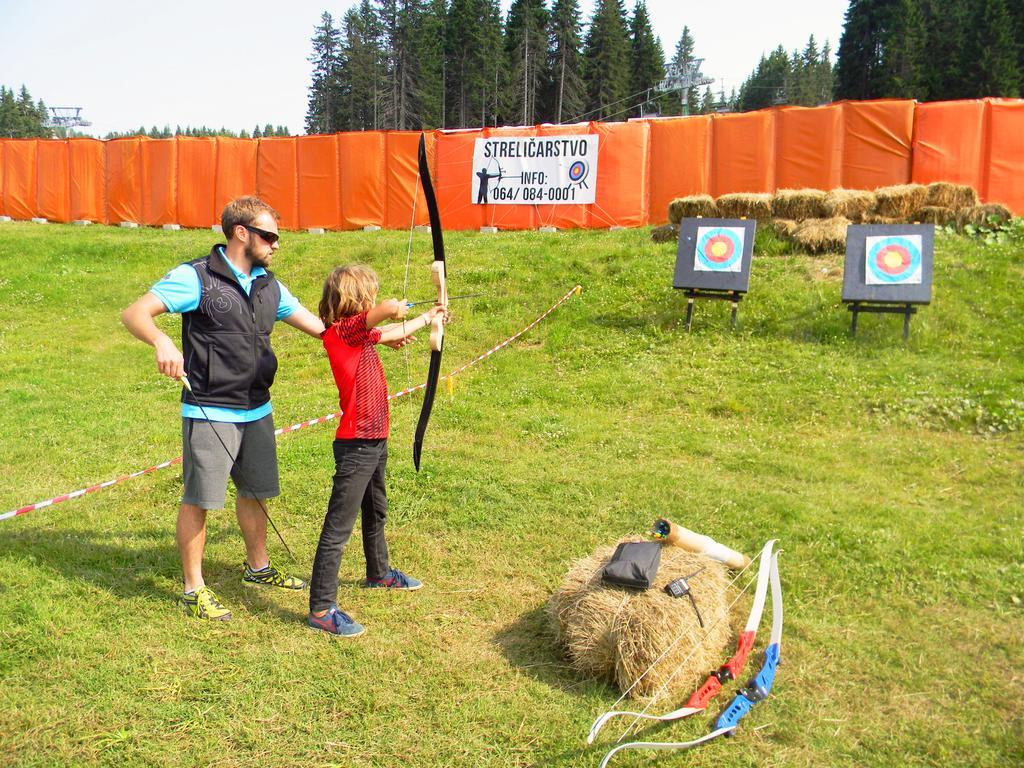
[2,285,582,522]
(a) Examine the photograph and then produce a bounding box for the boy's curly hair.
[319,265,379,326]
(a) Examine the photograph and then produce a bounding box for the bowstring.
[402,174,420,392]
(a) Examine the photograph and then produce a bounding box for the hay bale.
[668,195,718,225]
[824,189,877,222]
[874,184,928,219]
[772,188,828,220]
[549,538,733,701]
[715,193,772,222]
[957,203,1013,229]
[651,224,679,244]
[792,217,851,254]
[914,205,957,226]
[863,213,905,225]
[771,218,799,238]
[924,182,979,210]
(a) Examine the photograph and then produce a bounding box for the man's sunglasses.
[242,224,280,245]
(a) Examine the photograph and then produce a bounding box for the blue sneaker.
[364,568,422,590]
[307,606,365,638]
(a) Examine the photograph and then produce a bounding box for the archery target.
[865,235,923,285]
[568,160,588,183]
[694,227,744,272]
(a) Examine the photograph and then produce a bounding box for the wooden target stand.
[683,288,743,332]
[847,301,917,340]
[840,223,934,342]
[673,217,756,333]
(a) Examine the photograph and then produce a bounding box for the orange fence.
[1,99,1021,229]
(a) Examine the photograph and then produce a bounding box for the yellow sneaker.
[242,559,307,590]
[179,586,232,621]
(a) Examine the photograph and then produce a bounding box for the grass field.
[0,220,1021,767]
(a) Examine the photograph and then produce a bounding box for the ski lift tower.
[44,107,92,136]
[658,58,714,116]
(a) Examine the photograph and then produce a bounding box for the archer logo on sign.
[471,136,599,205]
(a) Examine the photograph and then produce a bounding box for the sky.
[0,1,849,138]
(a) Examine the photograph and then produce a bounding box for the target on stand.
[694,227,744,272]
[568,160,589,187]
[865,235,922,285]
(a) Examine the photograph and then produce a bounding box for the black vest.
[180,246,282,410]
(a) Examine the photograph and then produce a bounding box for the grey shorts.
[181,414,280,509]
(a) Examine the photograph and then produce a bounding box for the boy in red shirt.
[308,265,445,637]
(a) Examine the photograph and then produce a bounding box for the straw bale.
[792,217,851,254]
[874,184,928,219]
[924,182,979,210]
[862,213,905,225]
[824,189,877,222]
[668,195,718,225]
[957,203,1013,229]
[549,537,733,701]
[651,224,679,244]
[772,188,828,220]
[914,206,957,226]
[771,218,799,238]
[715,193,772,222]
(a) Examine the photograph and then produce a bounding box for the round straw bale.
[651,224,679,244]
[549,538,733,701]
[957,203,1013,229]
[874,184,928,219]
[925,182,979,210]
[792,216,851,254]
[771,218,799,238]
[772,188,828,220]
[668,195,718,225]
[715,193,772,222]
[914,205,957,226]
[824,189,877,222]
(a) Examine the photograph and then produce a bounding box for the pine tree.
[964,0,1021,96]
[306,12,344,134]
[416,0,447,128]
[737,46,790,111]
[882,0,926,97]
[628,0,665,118]
[548,0,586,123]
[1012,0,1024,77]
[582,0,631,121]
[505,0,550,125]
[446,0,504,127]
[699,86,715,114]
[835,0,887,99]
[817,40,835,104]
[377,0,434,130]
[665,26,701,116]
[921,0,970,99]
[835,0,926,99]
[340,2,383,131]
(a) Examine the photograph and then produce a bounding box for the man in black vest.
[121,197,325,620]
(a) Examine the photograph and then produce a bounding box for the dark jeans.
[309,439,390,612]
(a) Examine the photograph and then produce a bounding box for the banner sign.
[471,136,598,205]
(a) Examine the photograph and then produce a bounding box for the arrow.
[406,292,486,307]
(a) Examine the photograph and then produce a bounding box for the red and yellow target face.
[695,227,744,272]
[865,235,922,284]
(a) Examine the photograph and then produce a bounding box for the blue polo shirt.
[151,247,299,423]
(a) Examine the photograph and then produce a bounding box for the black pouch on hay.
[601,542,662,590]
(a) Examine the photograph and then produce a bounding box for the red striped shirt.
[322,313,389,439]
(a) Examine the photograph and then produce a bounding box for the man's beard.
[246,241,271,268]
